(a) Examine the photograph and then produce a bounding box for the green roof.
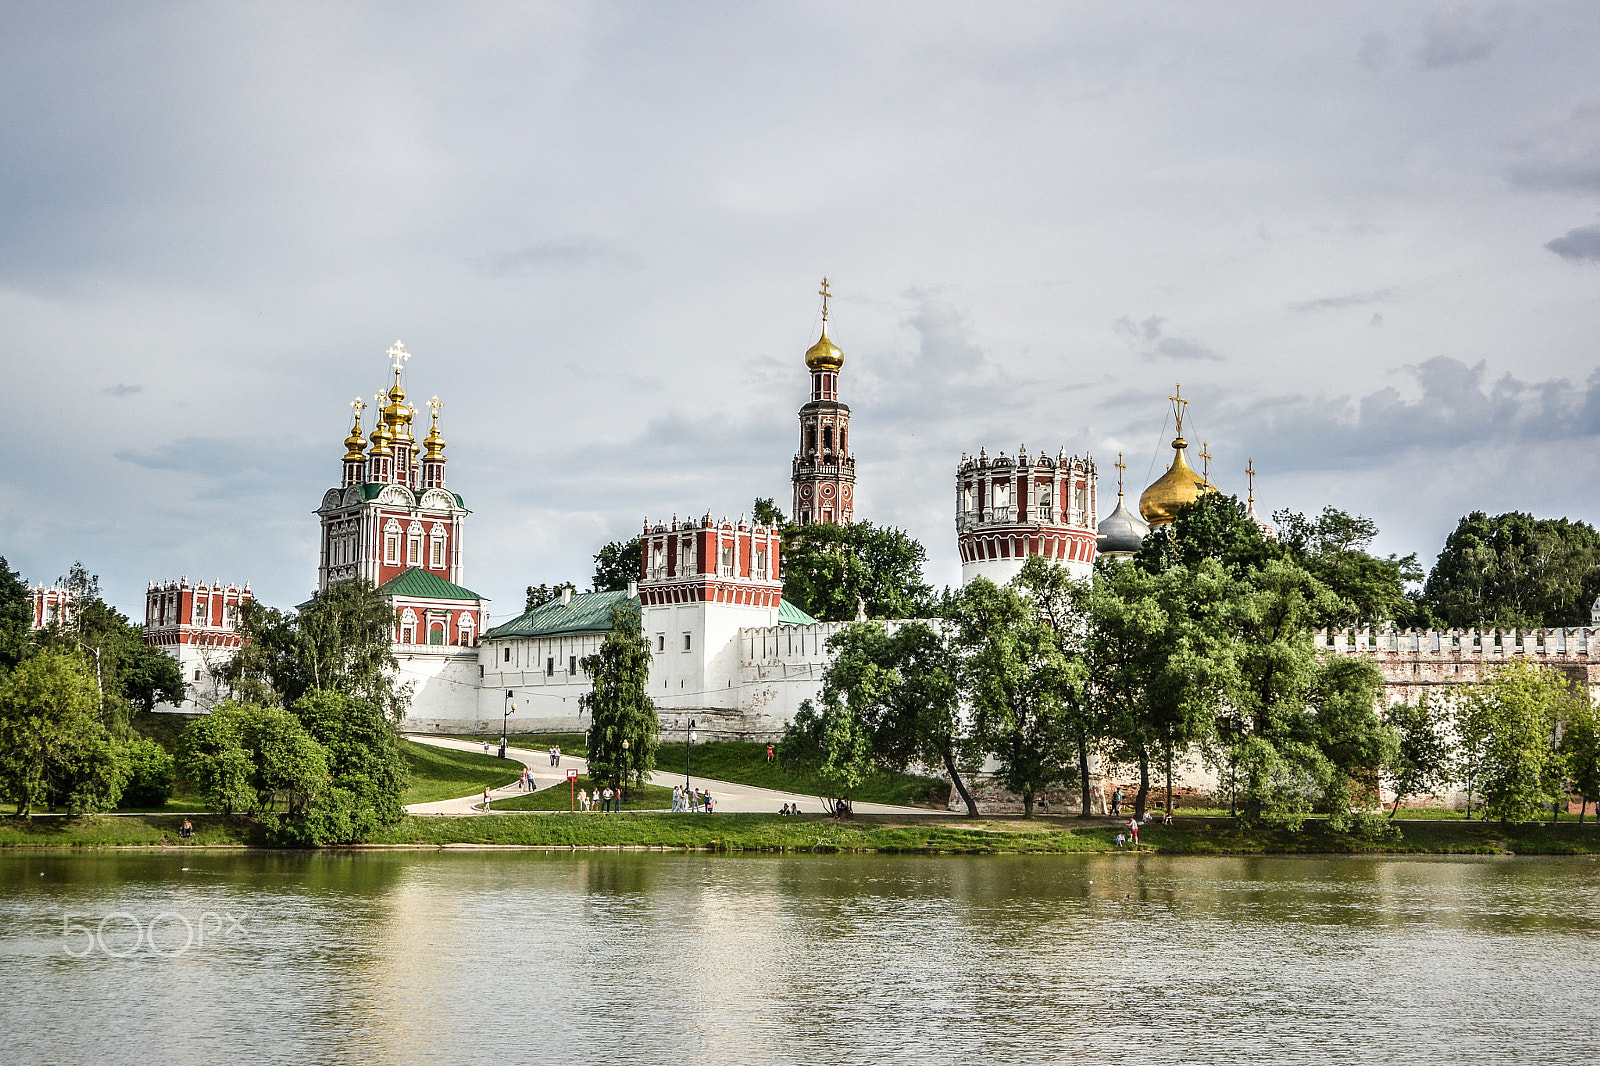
[483,589,635,640]
[354,483,467,508]
[483,592,818,640]
[374,568,484,601]
[779,599,819,624]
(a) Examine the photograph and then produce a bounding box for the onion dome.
[423,402,446,461]
[1098,452,1151,557]
[343,410,368,461]
[805,326,843,371]
[381,374,413,439]
[369,393,393,454]
[1139,434,1211,526]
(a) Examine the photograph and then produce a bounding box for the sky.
[2,2,1598,624]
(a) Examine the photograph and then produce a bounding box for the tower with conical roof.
[791,278,856,525]
[1139,383,1213,526]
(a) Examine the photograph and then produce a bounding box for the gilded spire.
[1138,382,1213,527]
[380,340,415,438]
[1114,452,1127,500]
[423,396,447,460]
[369,391,393,454]
[344,397,368,460]
[805,277,844,371]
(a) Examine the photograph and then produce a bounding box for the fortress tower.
[791,279,856,526]
[956,446,1099,584]
[143,578,252,711]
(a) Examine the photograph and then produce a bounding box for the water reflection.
[2,852,1597,1065]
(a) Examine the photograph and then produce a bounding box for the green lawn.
[490,774,676,812]
[401,741,524,805]
[656,740,949,808]
[444,732,590,757]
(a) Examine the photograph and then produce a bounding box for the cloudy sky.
[2,2,1598,622]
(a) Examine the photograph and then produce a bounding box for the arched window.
[429,524,447,569]
[427,620,446,646]
[407,521,424,567]
[384,519,402,565]
[458,614,476,647]
[822,426,833,452]
[400,608,417,645]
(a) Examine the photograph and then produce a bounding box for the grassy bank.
[402,743,523,805]
[490,776,676,812]
[7,813,1595,854]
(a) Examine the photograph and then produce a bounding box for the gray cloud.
[1545,223,1600,262]
[1505,104,1600,194]
[103,383,143,397]
[1358,32,1393,73]
[1114,315,1223,362]
[1286,289,1397,313]
[1412,9,1499,69]
[473,236,625,277]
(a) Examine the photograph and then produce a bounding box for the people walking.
[519,767,529,791]
[1111,788,1123,816]
[672,785,682,812]
[1128,817,1139,847]
[553,745,561,766]
[766,743,775,763]
[482,786,491,814]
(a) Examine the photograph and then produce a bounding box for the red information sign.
[567,769,579,780]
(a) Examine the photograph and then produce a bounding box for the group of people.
[778,803,802,815]
[547,745,562,766]
[517,767,533,791]
[673,785,712,813]
[577,787,623,812]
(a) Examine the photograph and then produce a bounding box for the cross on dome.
[1246,458,1257,503]
[1169,382,1188,436]
[428,396,444,417]
[386,340,412,373]
[350,396,366,416]
[818,277,831,323]
[1199,441,1212,480]
[1114,452,1127,495]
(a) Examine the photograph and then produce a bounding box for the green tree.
[291,689,409,833]
[0,650,123,815]
[0,556,30,677]
[524,582,577,613]
[1420,511,1600,628]
[781,521,933,622]
[1455,661,1574,823]
[1306,656,1392,830]
[176,702,329,817]
[1275,507,1422,627]
[116,736,175,808]
[1559,698,1600,823]
[752,497,788,527]
[592,536,643,592]
[225,579,403,716]
[1383,697,1456,818]
[815,621,978,815]
[580,604,659,794]
[949,578,1080,817]
[781,696,876,811]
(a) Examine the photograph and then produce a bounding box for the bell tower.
[791,278,856,525]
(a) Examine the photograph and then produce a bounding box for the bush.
[116,737,174,808]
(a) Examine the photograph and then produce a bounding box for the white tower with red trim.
[791,278,856,526]
[956,446,1099,585]
[143,578,252,711]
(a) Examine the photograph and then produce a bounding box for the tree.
[752,497,788,527]
[1275,507,1422,627]
[781,696,876,811]
[1454,661,1574,823]
[781,521,934,622]
[116,737,175,808]
[815,621,979,815]
[1383,697,1455,818]
[949,578,1079,817]
[1306,656,1392,829]
[580,604,659,793]
[592,536,643,593]
[225,579,404,717]
[0,556,30,678]
[0,650,123,815]
[525,582,577,613]
[1012,556,1099,817]
[291,689,409,834]
[1559,698,1600,823]
[176,702,329,816]
[1420,511,1600,628]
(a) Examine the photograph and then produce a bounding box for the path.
[403,735,934,816]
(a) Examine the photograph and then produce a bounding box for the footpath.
[403,735,934,817]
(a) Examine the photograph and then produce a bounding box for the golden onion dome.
[369,414,393,455]
[805,326,843,372]
[1138,436,1213,526]
[343,418,368,461]
[423,416,446,460]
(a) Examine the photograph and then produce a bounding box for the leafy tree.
[592,536,643,593]
[1275,507,1422,627]
[949,578,1079,817]
[752,497,788,527]
[1454,661,1574,823]
[0,650,123,814]
[176,706,255,814]
[1559,698,1600,823]
[1420,511,1600,628]
[291,689,409,833]
[225,579,403,717]
[0,556,30,677]
[782,521,933,622]
[1136,492,1277,577]
[116,737,175,808]
[581,604,659,793]
[1383,697,1456,818]
[815,621,978,815]
[176,702,329,816]
[1306,656,1392,830]
[781,696,876,810]
[525,582,578,613]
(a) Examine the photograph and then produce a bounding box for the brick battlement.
[1317,626,1600,700]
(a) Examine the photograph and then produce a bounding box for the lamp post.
[684,718,697,790]
[619,738,629,812]
[501,690,514,760]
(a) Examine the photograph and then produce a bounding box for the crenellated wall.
[1316,626,1600,703]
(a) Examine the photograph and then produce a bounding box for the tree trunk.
[1580,799,1587,824]
[943,750,979,817]
[1022,790,1034,818]
[1134,748,1150,820]
[1389,791,1404,819]
[1078,736,1092,818]
[1164,741,1174,814]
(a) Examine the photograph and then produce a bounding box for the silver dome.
[1096,496,1150,557]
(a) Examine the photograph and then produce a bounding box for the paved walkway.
[403,735,934,817]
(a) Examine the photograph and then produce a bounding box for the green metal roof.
[483,589,635,640]
[779,599,819,624]
[354,483,467,508]
[374,568,484,601]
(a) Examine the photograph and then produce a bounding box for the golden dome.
[343,415,368,461]
[423,414,446,460]
[369,406,393,454]
[1138,436,1212,526]
[381,374,413,438]
[805,326,843,371]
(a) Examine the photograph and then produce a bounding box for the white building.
[955,446,1099,585]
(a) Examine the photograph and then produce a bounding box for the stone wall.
[1316,626,1600,703]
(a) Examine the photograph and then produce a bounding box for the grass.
[4,811,1599,853]
[489,774,676,812]
[401,742,524,805]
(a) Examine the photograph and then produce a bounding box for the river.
[1,851,1597,1064]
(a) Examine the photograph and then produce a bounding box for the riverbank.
[3,813,1598,854]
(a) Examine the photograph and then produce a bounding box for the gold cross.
[1199,441,1212,480]
[1114,451,1127,493]
[1246,458,1257,503]
[818,277,832,323]
[386,339,411,372]
[350,396,366,417]
[1169,382,1187,435]
[428,396,443,420]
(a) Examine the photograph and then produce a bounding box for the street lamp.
[619,738,629,812]
[501,690,514,759]
[684,718,697,790]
